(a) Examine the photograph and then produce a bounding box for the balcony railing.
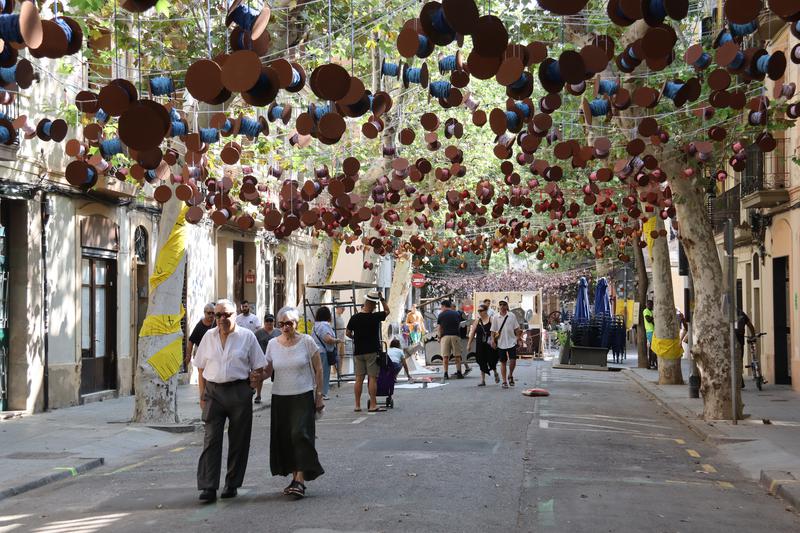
[711,184,741,235]
[740,138,790,209]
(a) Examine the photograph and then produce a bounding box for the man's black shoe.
[456,372,464,379]
[199,489,217,503]
[463,366,472,376]
[221,487,238,499]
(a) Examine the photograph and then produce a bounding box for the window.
[753,253,760,280]
[273,254,286,312]
[134,226,148,265]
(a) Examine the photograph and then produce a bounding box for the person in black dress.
[466,305,500,386]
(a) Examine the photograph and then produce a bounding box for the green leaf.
[155,0,170,16]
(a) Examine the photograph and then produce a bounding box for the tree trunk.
[670,173,738,419]
[382,253,412,339]
[651,216,683,384]
[632,235,649,368]
[133,198,185,424]
[303,238,335,308]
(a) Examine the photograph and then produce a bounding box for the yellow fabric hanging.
[652,336,683,359]
[643,217,656,260]
[326,240,341,283]
[150,205,189,291]
[139,306,185,337]
[146,337,184,381]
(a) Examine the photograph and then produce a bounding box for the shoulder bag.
[313,326,338,367]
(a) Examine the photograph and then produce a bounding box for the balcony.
[711,184,741,235]
[740,139,790,209]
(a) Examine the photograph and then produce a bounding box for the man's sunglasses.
[215,312,233,319]
[277,321,296,328]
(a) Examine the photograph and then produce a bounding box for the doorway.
[233,241,245,305]
[80,257,118,394]
[772,256,791,385]
[0,206,8,410]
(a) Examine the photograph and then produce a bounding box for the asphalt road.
[1,361,799,532]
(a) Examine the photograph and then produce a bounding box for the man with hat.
[254,313,281,403]
[491,298,522,388]
[195,299,267,503]
[346,292,388,412]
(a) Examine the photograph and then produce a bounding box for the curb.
[623,369,720,442]
[760,470,800,512]
[0,457,105,502]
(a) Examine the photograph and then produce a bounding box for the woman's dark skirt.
[270,391,324,481]
[475,342,498,375]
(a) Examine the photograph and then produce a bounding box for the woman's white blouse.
[266,334,319,396]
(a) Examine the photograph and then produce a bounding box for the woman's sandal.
[286,480,306,499]
[367,407,387,413]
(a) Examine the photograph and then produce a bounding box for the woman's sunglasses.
[277,321,296,328]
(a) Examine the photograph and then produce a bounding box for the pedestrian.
[643,300,656,369]
[735,308,756,388]
[186,302,216,367]
[491,299,521,388]
[312,306,338,400]
[405,304,426,345]
[483,298,496,318]
[387,338,414,382]
[437,300,471,379]
[194,299,266,503]
[236,300,260,332]
[262,306,325,499]
[253,313,281,404]
[467,304,499,386]
[346,292,388,413]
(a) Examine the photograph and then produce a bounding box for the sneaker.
[509,377,515,386]
[456,372,464,379]
[494,372,500,384]
[254,396,262,404]
[463,366,472,376]
[502,382,509,389]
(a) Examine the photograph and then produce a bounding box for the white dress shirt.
[491,312,520,350]
[193,326,267,383]
[235,313,261,332]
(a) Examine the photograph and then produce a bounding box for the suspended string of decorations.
[0,0,797,273]
[428,266,591,293]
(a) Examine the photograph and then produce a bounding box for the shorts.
[354,352,379,378]
[440,335,462,358]
[646,331,653,344]
[497,346,517,362]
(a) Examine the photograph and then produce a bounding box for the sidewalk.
[626,364,800,511]
[0,382,271,501]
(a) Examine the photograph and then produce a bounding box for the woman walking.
[466,305,499,386]
[262,306,325,499]
[312,306,338,400]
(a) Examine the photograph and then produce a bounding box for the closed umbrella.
[593,278,611,316]
[573,277,590,324]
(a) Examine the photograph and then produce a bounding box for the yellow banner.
[150,204,189,291]
[652,336,683,359]
[643,217,656,260]
[327,240,340,283]
[139,306,185,337]
[146,337,183,381]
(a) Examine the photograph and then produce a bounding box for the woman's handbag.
[313,328,338,367]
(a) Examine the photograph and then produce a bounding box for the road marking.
[717,481,734,489]
[105,458,157,475]
[539,420,549,429]
[630,434,685,442]
[170,447,186,453]
[351,416,368,424]
[701,464,717,473]
[540,413,671,429]
[686,449,701,458]
[674,439,685,444]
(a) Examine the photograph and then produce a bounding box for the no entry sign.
[411,273,426,288]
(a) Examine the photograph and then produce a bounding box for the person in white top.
[483,298,497,319]
[490,299,521,389]
[235,300,260,332]
[262,306,325,499]
[194,299,266,503]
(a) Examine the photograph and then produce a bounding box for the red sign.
[245,269,256,284]
[411,273,426,288]
[462,303,474,315]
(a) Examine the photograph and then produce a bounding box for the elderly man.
[346,292,388,413]
[194,299,267,503]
